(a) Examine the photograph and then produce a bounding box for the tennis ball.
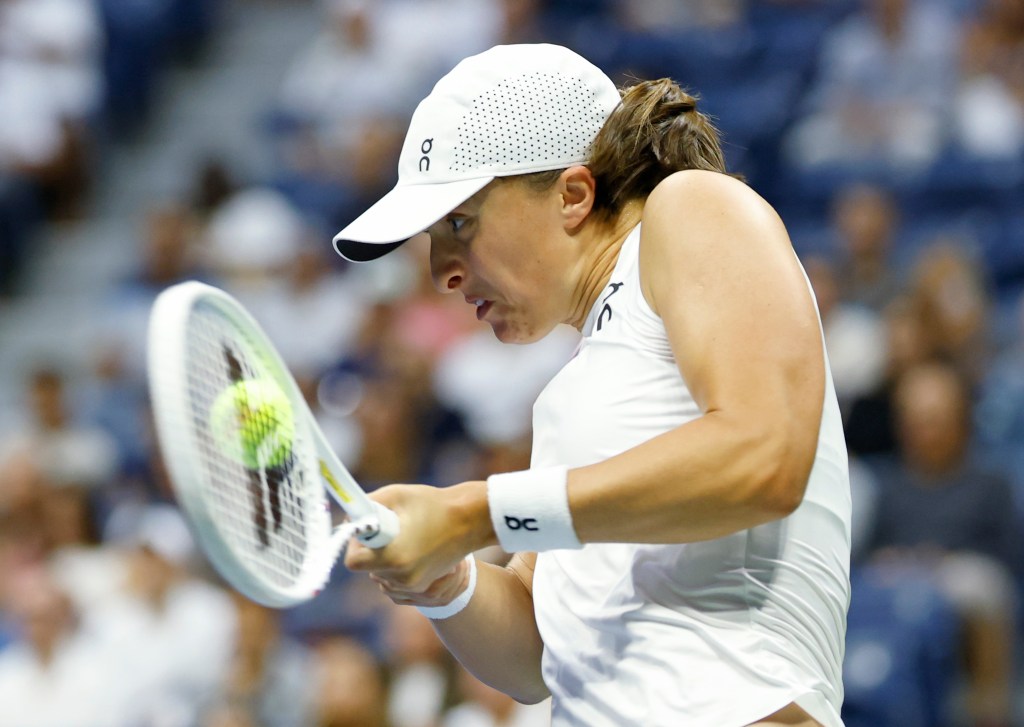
[209,379,295,469]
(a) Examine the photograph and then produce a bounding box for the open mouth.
[469,298,493,321]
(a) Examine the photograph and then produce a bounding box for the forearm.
[431,559,548,704]
[567,410,813,544]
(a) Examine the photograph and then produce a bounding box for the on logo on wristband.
[487,465,581,552]
[504,515,539,531]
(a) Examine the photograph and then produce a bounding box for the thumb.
[344,538,377,572]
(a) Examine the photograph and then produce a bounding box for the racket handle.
[358,502,400,549]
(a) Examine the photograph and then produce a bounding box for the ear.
[558,165,596,232]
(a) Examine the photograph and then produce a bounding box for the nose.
[429,238,464,294]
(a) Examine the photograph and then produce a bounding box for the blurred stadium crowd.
[1,0,1023,725]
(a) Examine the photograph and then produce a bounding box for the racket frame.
[148,281,397,607]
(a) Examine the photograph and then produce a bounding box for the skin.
[345,166,827,726]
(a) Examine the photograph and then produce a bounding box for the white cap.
[333,43,621,262]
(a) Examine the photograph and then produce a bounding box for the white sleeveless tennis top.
[530,225,851,727]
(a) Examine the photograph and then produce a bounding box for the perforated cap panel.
[450,71,608,173]
[333,44,622,253]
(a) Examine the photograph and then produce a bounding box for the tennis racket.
[147,281,399,607]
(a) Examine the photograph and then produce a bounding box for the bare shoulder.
[638,170,793,311]
[642,169,782,237]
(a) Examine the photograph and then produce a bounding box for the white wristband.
[416,555,477,620]
[487,465,581,552]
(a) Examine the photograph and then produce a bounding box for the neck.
[566,203,644,330]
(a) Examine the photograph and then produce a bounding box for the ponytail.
[588,78,732,220]
[509,78,734,223]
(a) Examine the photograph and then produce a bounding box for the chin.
[490,319,551,345]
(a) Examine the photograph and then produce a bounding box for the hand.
[369,556,472,608]
[344,481,492,604]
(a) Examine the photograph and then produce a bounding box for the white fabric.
[823,303,886,404]
[0,426,119,490]
[388,662,450,727]
[530,226,851,726]
[487,466,580,552]
[84,580,237,725]
[434,325,579,444]
[333,43,622,256]
[204,188,305,275]
[251,268,371,376]
[0,635,133,727]
[417,555,478,619]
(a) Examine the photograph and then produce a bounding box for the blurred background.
[0,0,1022,725]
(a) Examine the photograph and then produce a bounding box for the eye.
[448,216,469,234]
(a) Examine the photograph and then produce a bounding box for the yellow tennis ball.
[209,379,295,469]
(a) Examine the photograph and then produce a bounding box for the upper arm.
[639,171,825,495]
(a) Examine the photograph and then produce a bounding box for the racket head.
[148,281,335,607]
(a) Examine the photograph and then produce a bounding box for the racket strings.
[185,304,322,589]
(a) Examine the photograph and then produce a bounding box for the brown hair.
[512,78,733,222]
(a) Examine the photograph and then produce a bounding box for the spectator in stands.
[94,503,238,726]
[101,200,214,382]
[349,368,443,488]
[907,239,993,384]
[954,0,1024,158]
[211,592,316,727]
[975,291,1024,511]
[612,0,745,32]
[77,342,152,483]
[0,446,47,537]
[272,0,511,233]
[311,636,389,727]
[433,322,578,448]
[844,296,934,456]
[783,0,960,171]
[201,701,259,727]
[3,365,119,493]
[130,202,206,295]
[493,0,545,45]
[191,158,239,223]
[0,565,137,726]
[0,172,41,296]
[804,254,887,409]
[373,236,482,369]
[865,360,1020,727]
[831,183,904,312]
[273,0,417,175]
[256,243,371,378]
[443,665,551,727]
[203,186,307,309]
[384,605,456,727]
[0,0,105,218]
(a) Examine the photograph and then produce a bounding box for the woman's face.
[426,177,578,344]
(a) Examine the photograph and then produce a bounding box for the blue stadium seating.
[842,565,961,727]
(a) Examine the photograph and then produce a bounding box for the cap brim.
[333,176,493,262]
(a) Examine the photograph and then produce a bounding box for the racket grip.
[358,502,400,549]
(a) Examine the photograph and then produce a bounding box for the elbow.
[743,427,811,519]
[759,476,806,518]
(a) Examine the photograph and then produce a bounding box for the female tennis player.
[335,44,851,727]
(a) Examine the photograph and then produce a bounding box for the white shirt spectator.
[0,0,104,119]
[785,0,960,169]
[0,624,134,727]
[433,326,579,445]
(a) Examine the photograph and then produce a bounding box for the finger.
[373,567,465,601]
[343,539,366,571]
[345,539,388,572]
